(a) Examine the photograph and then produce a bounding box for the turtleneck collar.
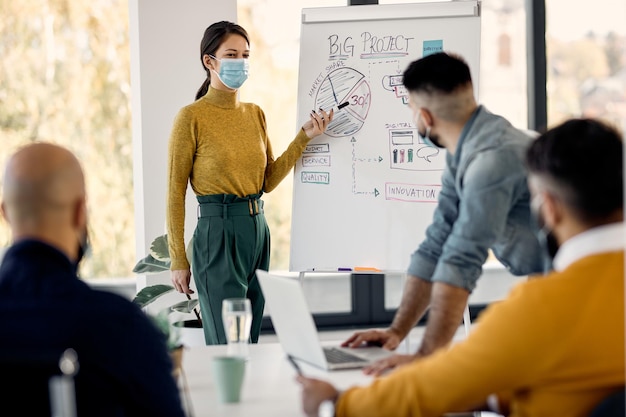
[203,86,239,109]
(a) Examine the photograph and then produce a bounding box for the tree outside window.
[0,0,134,278]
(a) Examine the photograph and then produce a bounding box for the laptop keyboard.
[323,347,368,364]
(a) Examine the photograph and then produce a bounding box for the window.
[546,0,626,129]
[479,0,528,129]
[0,0,133,279]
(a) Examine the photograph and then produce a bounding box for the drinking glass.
[222,298,252,358]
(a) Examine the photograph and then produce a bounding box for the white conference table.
[179,342,373,417]
[179,341,497,417]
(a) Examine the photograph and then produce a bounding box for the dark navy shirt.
[0,240,185,417]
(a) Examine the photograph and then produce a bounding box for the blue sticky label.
[423,40,443,57]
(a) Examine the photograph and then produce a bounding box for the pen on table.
[337,267,352,272]
[287,355,303,376]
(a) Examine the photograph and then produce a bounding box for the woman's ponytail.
[195,75,211,100]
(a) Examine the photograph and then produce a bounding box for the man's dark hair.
[402,52,472,94]
[526,118,623,224]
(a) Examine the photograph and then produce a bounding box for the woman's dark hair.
[195,21,250,100]
[526,118,623,224]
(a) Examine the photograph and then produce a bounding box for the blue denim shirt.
[407,106,547,291]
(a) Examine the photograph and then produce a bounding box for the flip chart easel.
[290,1,481,273]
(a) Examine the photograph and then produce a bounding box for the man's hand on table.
[341,328,402,350]
[297,376,339,417]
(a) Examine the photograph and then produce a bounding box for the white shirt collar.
[553,222,625,272]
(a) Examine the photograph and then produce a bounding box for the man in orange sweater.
[298,118,624,417]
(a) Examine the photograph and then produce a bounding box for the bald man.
[0,143,185,417]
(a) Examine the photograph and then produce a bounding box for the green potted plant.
[132,234,204,372]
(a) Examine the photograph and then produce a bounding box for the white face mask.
[209,55,249,89]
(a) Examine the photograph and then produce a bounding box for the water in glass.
[222,298,252,358]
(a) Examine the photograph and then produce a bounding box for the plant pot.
[173,319,205,347]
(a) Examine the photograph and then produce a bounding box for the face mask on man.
[209,55,249,90]
[530,194,560,260]
[416,112,444,149]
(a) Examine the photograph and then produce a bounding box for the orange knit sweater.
[337,252,625,417]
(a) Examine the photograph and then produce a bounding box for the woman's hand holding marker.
[302,102,348,139]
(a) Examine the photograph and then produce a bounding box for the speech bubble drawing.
[416,146,439,163]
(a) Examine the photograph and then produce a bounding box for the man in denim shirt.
[343,53,547,374]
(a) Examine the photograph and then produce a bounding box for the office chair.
[588,389,625,417]
[0,347,78,417]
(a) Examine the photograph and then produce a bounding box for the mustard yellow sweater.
[337,252,625,417]
[166,87,311,270]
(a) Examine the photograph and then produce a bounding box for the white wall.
[129,0,237,289]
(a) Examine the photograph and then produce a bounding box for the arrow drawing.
[351,138,380,197]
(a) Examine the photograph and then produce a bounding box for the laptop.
[256,270,393,370]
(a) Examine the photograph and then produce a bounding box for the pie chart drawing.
[314,67,371,138]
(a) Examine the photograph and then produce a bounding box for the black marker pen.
[320,101,350,113]
[324,101,349,113]
[315,101,348,120]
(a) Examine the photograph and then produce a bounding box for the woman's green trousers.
[192,193,269,345]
